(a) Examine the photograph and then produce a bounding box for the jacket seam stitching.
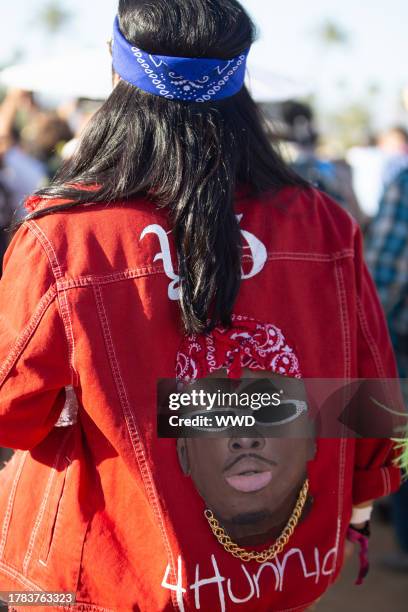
[330,260,351,583]
[42,251,356,291]
[356,296,387,379]
[92,284,179,611]
[26,221,78,386]
[267,250,354,262]
[0,559,43,590]
[58,603,114,612]
[57,605,115,612]
[0,452,28,560]
[0,561,114,612]
[22,432,71,575]
[56,267,164,290]
[334,262,352,378]
[6,250,356,294]
[38,456,72,567]
[0,560,114,611]
[0,285,57,387]
[25,222,63,279]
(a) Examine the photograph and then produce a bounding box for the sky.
[1,0,408,127]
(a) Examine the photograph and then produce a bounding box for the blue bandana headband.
[112,16,249,102]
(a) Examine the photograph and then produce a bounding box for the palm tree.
[36,0,72,37]
[317,20,350,49]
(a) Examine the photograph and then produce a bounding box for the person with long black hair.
[0,1,403,611]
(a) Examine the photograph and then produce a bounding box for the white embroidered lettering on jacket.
[140,215,267,301]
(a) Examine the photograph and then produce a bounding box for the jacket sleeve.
[352,224,402,505]
[0,223,71,450]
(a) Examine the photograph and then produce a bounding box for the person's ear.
[177,439,191,475]
[112,69,121,88]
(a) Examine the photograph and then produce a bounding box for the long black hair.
[25,0,307,334]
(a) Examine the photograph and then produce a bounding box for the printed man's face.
[177,369,315,545]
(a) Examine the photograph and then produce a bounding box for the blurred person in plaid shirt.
[365,166,408,572]
[366,167,408,379]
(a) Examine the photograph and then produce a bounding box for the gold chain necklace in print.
[204,478,309,563]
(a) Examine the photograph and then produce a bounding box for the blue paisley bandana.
[112,16,250,102]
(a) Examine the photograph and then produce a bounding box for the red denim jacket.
[0,186,401,612]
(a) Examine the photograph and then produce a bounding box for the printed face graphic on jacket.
[176,369,316,546]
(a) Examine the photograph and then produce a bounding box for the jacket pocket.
[19,429,73,577]
[28,425,92,593]
[0,450,28,562]
[0,425,92,594]
[37,456,70,567]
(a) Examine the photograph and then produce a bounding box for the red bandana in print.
[176,314,302,382]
